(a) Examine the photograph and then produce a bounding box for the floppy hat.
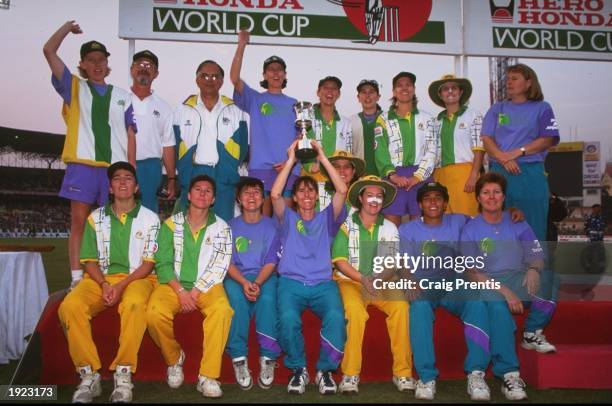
[323,150,366,180]
[428,74,473,108]
[348,175,397,208]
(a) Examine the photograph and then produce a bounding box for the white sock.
[71,270,83,281]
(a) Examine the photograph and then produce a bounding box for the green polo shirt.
[359,112,381,176]
[332,211,385,277]
[155,211,216,290]
[438,105,468,167]
[80,203,144,275]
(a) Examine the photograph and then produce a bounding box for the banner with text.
[118,0,462,55]
[464,0,612,61]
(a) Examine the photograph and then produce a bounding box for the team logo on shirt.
[222,117,231,125]
[235,236,250,253]
[117,99,126,107]
[498,113,509,125]
[418,122,425,130]
[153,110,161,118]
[296,219,308,236]
[480,237,496,256]
[185,119,192,127]
[260,102,274,116]
[546,118,558,131]
[152,243,158,253]
[458,122,467,129]
[135,231,143,239]
[421,240,438,256]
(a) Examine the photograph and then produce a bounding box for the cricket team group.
[42,20,561,403]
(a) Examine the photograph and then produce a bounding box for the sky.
[1,0,611,166]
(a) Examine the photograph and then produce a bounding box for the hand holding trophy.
[293,101,317,161]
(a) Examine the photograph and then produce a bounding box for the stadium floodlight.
[0,0,9,9]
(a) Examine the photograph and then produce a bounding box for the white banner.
[118,0,462,55]
[583,141,601,187]
[464,0,612,61]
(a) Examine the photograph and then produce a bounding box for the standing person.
[231,29,299,215]
[58,162,160,403]
[428,75,484,216]
[400,182,491,401]
[271,140,348,395]
[130,50,176,213]
[481,63,560,242]
[146,175,234,398]
[350,79,383,176]
[461,172,556,402]
[225,177,282,390]
[173,60,248,220]
[375,72,438,226]
[332,175,417,394]
[43,20,136,288]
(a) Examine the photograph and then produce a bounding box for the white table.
[0,251,49,364]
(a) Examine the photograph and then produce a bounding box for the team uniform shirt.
[230,216,281,277]
[52,66,135,167]
[277,204,347,285]
[435,106,484,167]
[350,110,382,176]
[399,214,470,279]
[481,100,560,164]
[80,203,160,275]
[460,212,544,275]
[155,211,232,292]
[332,211,399,278]
[308,105,353,156]
[131,91,175,160]
[374,107,438,181]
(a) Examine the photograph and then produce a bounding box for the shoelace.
[115,374,133,389]
[78,373,97,390]
[321,372,334,387]
[260,360,277,379]
[344,376,358,385]
[234,362,251,382]
[469,374,487,390]
[505,376,525,391]
[419,381,435,390]
[290,369,304,386]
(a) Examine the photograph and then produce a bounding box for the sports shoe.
[232,357,253,390]
[467,370,490,401]
[338,374,360,394]
[521,330,557,353]
[393,375,417,392]
[72,365,102,403]
[315,370,337,395]
[287,367,309,395]
[258,356,277,389]
[501,371,527,401]
[415,379,436,400]
[197,375,223,398]
[110,365,134,403]
[166,350,185,389]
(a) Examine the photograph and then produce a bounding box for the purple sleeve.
[263,230,281,266]
[233,81,256,112]
[459,224,480,259]
[51,66,73,105]
[125,105,137,133]
[517,224,544,263]
[326,203,347,238]
[481,103,500,137]
[538,104,560,143]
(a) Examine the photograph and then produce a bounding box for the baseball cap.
[318,76,342,90]
[133,50,159,68]
[107,161,137,182]
[80,40,110,60]
[392,71,416,87]
[357,79,380,93]
[263,55,286,72]
[417,182,449,203]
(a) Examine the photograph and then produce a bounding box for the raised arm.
[230,30,249,94]
[43,20,81,81]
[314,140,348,220]
[270,139,299,221]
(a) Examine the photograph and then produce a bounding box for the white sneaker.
[110,365,133,403]
[197,375,223,398]
[232,357,253,390]
[166,350,185,389]
[287,367,309,395]
[521,330,557,353]
[338,374,360,394]
[258,356,277,389]
[467,370,491,401]
[315,370,337,395]
[415,380,436,400]
[72,365,102,403]
[393,375,417,392]
[501,371,528,401]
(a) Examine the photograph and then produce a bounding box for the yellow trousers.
[146,284,233,379]
[434,163,479,217]
[338,279,412,377]
[58,274,156,373]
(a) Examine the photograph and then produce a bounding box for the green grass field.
[1,238,611,403]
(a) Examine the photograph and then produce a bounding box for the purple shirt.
[229,216,281,277]
[277,204,347,285]
[51,66,136,131]
[233,82,299,175]
[482,100,559,163]
[460,212,544,275]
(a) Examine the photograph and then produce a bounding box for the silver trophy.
[293,101,317,161]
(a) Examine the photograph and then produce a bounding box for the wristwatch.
[520,147,526,156]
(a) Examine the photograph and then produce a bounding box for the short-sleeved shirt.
[399,213,470,279]
[460,212,544,275]
[233,82,299,176]
[481,100,560,164]
[277,204,347,285]
[230,216,281,277]
[130,91,175,161]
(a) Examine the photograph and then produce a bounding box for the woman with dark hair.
[461,172,557,401]
[481,64,560,242]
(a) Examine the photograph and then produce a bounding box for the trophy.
[293,101,317,161]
